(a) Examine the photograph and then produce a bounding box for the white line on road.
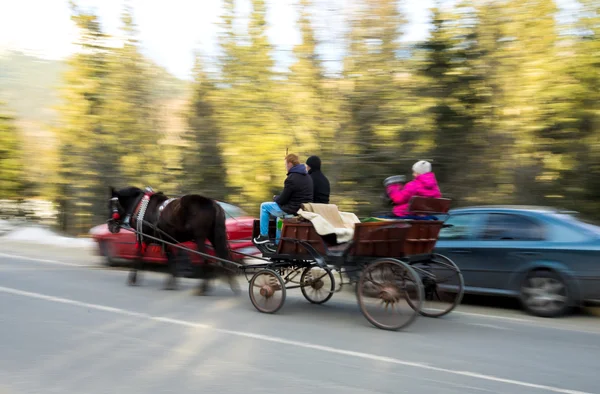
[453,310,533,323]
[465,322,514,330]
[1,251,599,335]
[0,285,592,394]
[0,252,91,267]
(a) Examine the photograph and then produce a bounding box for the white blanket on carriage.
[297,203,361,244]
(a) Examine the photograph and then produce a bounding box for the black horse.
[107,186,241,295]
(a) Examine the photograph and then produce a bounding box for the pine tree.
[182,55,229,200]
[0,103,24,198]
[215,0,286,211]
[417,4,494,202]
[55,1,112,233]
[105,5,163,188]
[284,0,327,154]
[575,0,600,207]
[341,0,407,212]
[535,0,600,211]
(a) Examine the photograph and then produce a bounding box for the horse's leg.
[207,235,239,296]
[225,263,240,295]
[220,254,240,295]
[128,242,145,286]
[163,246,178,290]
[127,262,138,286]
[194,236,211,296]
[196,276,210,296]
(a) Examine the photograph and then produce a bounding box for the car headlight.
[89,227,103,236]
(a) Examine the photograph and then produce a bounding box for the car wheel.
[99,241,119,267]
[519,270,571,318]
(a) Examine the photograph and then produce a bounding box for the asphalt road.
[1,241,600,394]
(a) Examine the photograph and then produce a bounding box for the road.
[1,241,599,394]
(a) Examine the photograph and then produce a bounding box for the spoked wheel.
[327,267,344,292]
[249,269,286,314]
[409,254,464,318]
[357,258,423,331]
[300,266,335,304]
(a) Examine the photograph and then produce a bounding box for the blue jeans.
[260,202,286,237]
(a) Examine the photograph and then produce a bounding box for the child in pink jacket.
[386,160,442,217]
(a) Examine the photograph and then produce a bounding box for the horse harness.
[131,188,180,254]
[158,198,178,214]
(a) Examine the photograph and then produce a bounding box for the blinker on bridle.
[110,197,121,220]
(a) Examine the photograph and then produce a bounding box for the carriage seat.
[296,203,361,244]
[408,196,451,216]
[371,196,452,221]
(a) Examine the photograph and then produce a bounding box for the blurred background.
[0,0,598,236]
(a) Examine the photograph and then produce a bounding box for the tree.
[534,0,600,212]
[417,4,495,202]
[104,5,163,188]
[340,0,408,212]
[284,0,327,154]
[55,1,113,234]
[0,103,24,198]
[182,55,229,200]
[215,0,286,211]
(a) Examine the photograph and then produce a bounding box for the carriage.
[108,186,464,331]
[242,196,465,331]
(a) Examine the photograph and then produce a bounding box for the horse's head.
[107,186,144,234]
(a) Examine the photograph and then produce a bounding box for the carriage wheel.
[408,254,464,318]
[249,269,286,314]
[357,258,423,331]
[300,266,335,304]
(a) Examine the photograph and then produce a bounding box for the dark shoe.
[254,234,271,245]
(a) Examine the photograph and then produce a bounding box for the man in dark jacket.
[254,153,313,245]
[306,155,330,204]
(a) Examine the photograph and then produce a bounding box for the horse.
[107,186,241,295]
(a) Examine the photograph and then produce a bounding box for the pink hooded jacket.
[386,172,442,217]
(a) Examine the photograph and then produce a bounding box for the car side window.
[480,213,545,241]
[439,214,483,240]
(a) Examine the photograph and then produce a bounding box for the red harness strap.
[132,192,154,219]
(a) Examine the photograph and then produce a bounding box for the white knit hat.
[412,160,432,175]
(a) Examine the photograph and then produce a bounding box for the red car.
[90,201,260,266]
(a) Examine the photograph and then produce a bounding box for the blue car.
[434,206,600,317]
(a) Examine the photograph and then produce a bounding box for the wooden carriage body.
[246,196,464,331]
[255,197,451,263]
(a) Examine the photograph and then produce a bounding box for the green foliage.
[104,5,164,187]
[54,1,113,233]
[533,0,600,211]
[336,0,408,212]
[181,55,230,200]
[54,2,168,233]
[417,5,494,201]
[214,0,290,210]
[0,103,24,198]
[3,0,600,231]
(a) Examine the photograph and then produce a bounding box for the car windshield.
[551,213,600,236]
[217,201,248,219]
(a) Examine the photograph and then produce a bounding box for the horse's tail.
[212,201,232,262]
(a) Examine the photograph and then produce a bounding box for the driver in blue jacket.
[254,153,313,246]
